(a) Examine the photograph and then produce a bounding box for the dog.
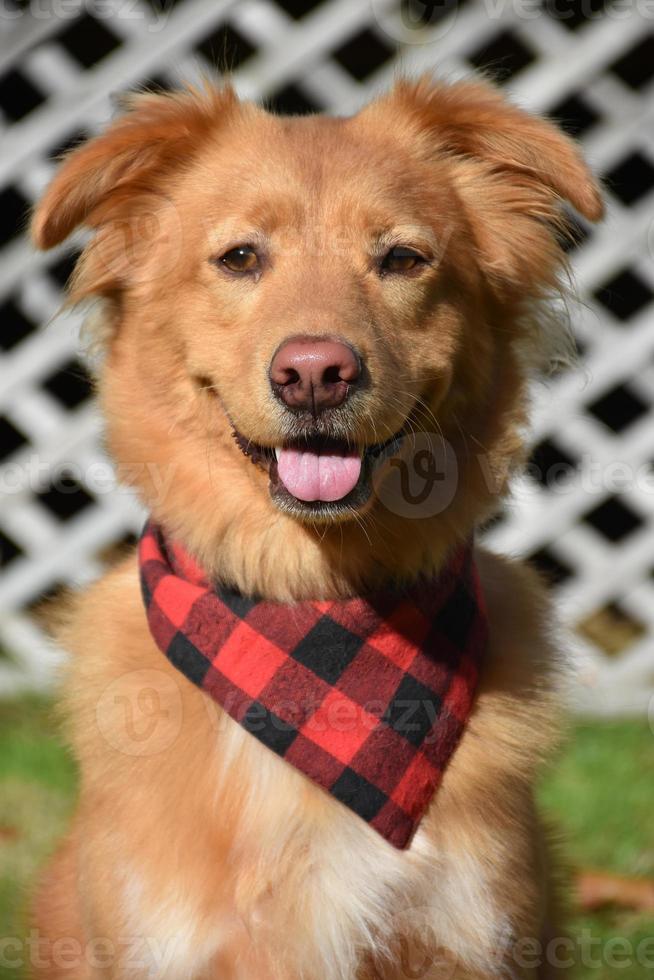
[29,75,602,979]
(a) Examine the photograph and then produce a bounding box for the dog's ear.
[390,76,602,222]
[32,84,236,251]
[372,76,603,288]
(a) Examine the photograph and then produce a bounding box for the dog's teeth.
[275,447,281,461]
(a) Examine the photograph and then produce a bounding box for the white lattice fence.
[1,0,653,711]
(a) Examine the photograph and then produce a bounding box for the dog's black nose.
[269,337,360,414]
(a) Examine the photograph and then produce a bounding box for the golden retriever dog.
[29,75,602,980]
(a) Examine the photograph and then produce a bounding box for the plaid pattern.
[139,522,488,849]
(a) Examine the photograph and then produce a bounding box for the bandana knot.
[139,522,487,849]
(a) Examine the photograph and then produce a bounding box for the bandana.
[139,521,487,849]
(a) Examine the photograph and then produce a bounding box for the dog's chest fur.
[64,548,557,980]
[113,735,506,980]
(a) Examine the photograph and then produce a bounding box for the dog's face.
[33,80,601,559]
[125,105,474,523]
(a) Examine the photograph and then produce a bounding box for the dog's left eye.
[219,246,260,274]
[380,246,427,274]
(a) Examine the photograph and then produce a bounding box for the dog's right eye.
[380,246,427,274]
[218,246,260,274]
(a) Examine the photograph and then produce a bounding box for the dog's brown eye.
[381,246,426,274]
[220,246,259,274]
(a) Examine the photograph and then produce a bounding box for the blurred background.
[1,0,653,976]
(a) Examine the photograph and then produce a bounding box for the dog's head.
[33,78,601,588]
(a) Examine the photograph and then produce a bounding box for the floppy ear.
[376,76,603,289]
[32,84,236,251]
[393,76,603,222]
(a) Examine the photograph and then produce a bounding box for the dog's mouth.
[231,428,404,521]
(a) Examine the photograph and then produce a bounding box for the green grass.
[538,720,654,978]
[0,700,652,977]
[539,720,654,876]
[0,698,76,980]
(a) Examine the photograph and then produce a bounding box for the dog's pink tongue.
[277,447,361,502]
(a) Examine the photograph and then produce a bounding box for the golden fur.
[29,75,602,979]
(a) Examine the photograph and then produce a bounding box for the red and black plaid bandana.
[139,521,488,849]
